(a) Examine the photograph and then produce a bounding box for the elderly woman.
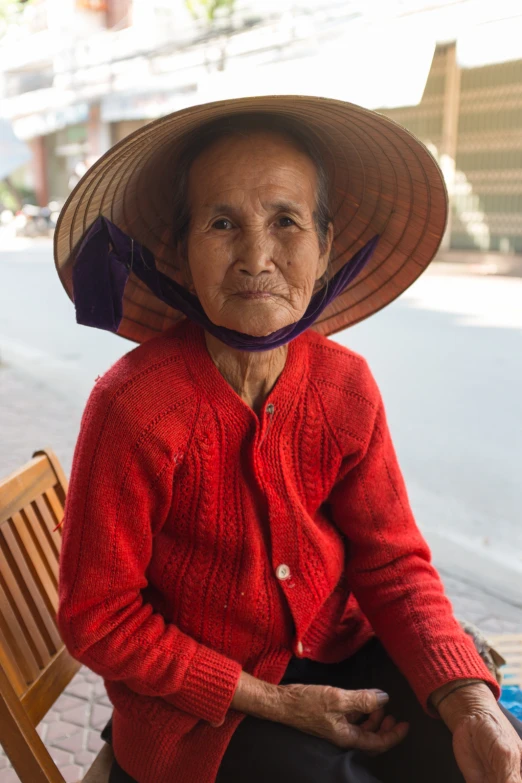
[55,97,522,783]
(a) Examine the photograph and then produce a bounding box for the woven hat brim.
[54,95,448,344]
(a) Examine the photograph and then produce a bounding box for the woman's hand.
[436,681,522,782]
[228,671,409,753]
[275,682,409,752]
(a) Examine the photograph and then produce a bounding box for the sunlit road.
[1,240,521,595]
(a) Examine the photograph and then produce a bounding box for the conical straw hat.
[54,95,448,344]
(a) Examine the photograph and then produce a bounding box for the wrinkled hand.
[452,706,522,783]
[436,682,522,783]
[277,682,409,753]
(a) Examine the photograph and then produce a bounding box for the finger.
[359,708,385,732]
[378,719,408,738]
[344,689,389,714]
[380,715,397,732]
[363,718,404,758]
[341,720,409,753]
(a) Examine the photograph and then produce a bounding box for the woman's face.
[184,131,333,337]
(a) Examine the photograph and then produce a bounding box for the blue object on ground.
[500,685,522,719]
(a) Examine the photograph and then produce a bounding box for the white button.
[276,564,291,581]
[296,641,304,656]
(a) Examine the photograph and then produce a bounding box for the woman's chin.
[220,317,293,337]
[206,300,302,337]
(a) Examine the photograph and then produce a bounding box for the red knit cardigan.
[56,318,498,783]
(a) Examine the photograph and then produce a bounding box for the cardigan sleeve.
[56,380,242,726]
[328,374,500,712]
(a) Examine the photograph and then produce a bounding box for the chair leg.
[0,663,65,783]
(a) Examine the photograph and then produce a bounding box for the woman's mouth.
[235,291,274,299]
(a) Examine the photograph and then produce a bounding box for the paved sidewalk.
[1,360,521,782]
[0,361,83,479]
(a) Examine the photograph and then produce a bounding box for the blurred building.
[380,42,522,253]
[1,0,133,203]
[1,0,522,255]
[0,0,367,203]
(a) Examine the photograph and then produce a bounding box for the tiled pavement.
[0,669,112,783]
[1,361,521,782]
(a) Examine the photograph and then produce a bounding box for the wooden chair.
[0,449,114,783]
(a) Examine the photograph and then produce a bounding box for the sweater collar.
[178,318,309,422]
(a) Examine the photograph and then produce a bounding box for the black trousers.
[102,638,522,783]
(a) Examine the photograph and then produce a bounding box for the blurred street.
[0,239,126,392]
[1,239,521,603]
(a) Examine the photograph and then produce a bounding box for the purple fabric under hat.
[72,216,379,352]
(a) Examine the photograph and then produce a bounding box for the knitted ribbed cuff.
[406,636,501,715]
[164,645,242,725]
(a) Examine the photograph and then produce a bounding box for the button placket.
[258,403,275,448]
[258,403,306,645]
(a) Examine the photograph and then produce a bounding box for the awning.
[457,15,522,68]
[196,16,436,111]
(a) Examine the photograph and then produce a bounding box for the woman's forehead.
[188,131,318,205]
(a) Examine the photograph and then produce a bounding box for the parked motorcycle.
[12,201,60,237]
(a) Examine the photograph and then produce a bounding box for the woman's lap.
[217,637,522,783]
[105,637,522,783]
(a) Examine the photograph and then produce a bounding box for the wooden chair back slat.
[0,620,27,697]
[0,547,51,681]
[0,513,62,654]
[0,572,42,684]
[21,503,60,590]
[0,540,52,671]
[0,449,112,782]
[42,488,64,534]
[0,450,80,711]
[34,495,61,558]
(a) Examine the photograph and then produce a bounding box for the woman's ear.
[317,222,334,281]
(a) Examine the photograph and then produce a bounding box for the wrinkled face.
[184,131,333,337]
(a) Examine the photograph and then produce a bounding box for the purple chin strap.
[71,216,379,351]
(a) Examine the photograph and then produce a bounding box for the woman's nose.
[236,230,275,276]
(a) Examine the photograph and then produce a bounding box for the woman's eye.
[212,219,233,230]
[278,216,295,228]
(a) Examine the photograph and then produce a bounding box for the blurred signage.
[76,1,108,10]
[101,87,197,122]
[13,103,90,140]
